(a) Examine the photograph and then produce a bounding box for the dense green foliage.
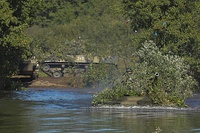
[0,0,42,89]
[91,0,199,107]
[122,0,200,86]
[93,41,197,107]
[122,0,200,49]
[27,0,133,61]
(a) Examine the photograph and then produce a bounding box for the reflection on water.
[0,88,200,133]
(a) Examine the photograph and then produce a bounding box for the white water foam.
[89,105,200,112]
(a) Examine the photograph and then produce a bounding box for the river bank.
[26,76,84,88]
[9,76,84,89]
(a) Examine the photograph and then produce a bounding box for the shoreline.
[19,76,84,89]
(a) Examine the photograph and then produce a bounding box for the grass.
[38,70,49,77]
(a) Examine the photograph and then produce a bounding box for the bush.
[130,41,197,106]
[92,85,135,106]
[93,40,197,107]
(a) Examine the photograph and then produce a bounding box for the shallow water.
[0,88,200,133]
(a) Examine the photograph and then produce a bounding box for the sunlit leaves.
[123,0,200,87]
[123,0,199,52]
[129,41,197,106]
[0,0,42,89]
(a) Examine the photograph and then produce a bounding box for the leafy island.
[92,41,197,107]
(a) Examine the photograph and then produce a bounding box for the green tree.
[0,0,42,90]
[122,0,200,87]
[28,0,134,60]
[34,0,78,27]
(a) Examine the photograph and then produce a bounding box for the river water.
[0,88,200,133]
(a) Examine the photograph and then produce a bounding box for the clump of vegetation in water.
[93,41,197,107]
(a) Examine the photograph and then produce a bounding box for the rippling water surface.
[0,88,200,133]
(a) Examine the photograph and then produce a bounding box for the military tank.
[40,55,118,78]
[18,59,39,79]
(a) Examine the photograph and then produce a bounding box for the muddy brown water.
[0,88,200,133]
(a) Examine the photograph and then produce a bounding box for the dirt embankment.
[22,76,84,88]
